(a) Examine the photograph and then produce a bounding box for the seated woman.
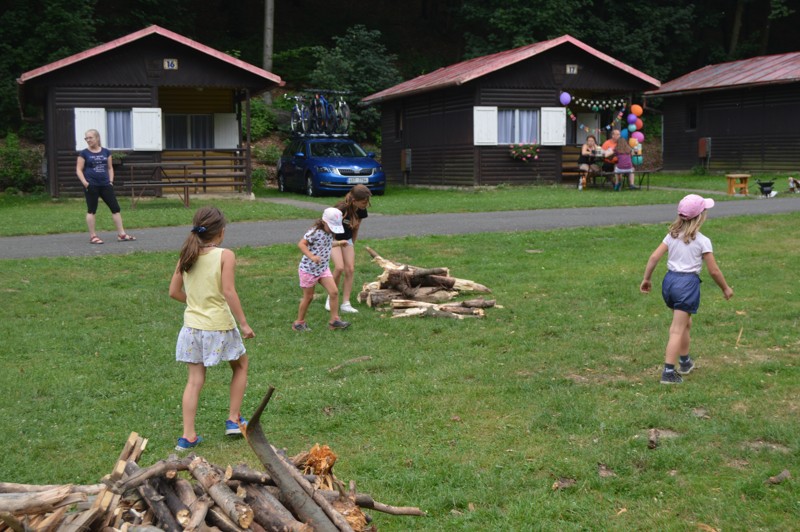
[577,135,600,190]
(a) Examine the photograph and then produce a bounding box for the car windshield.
[309,142,367,157]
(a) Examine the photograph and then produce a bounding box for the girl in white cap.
[293,207,351,331]
[640,194,734,384]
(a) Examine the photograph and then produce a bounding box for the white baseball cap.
[322,207,345,233]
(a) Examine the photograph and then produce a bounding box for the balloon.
[620,129,630,139]
[627,113,637,124]
[635,118,643,130]
[628,124,637,132]
[632,131,645,143]
[560,92,571,106]
[631,104,643,116]
[629,138,639,148]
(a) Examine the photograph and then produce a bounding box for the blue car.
[277,137,386,196]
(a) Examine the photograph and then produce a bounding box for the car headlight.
[315,166,333,173]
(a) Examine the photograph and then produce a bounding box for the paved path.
[1,197,798,260]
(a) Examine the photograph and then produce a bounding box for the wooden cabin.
[361,35,660,187]
[17,25,282,197]
[645,52,800,172]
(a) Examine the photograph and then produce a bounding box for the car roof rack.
[290,132,351,139]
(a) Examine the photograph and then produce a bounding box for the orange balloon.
[631,104,643,117]
[628,138,639,148]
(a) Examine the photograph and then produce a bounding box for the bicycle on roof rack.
[303,89,351,136]
[284,94,310,134]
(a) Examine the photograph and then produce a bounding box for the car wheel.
[374,189,385,196]
[277,172,286,192]
[305,174,317,197]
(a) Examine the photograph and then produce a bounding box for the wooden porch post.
[244,89,252,195]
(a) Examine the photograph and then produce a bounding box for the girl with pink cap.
[640,194,734,384]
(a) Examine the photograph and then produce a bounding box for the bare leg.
[339,244,356,304]
[182,363,207,441]
[665,310,692,366]
[228,355,248,422]
[295,286,316,323]
[111,212,127,236]
[330,246,344,294]
[629,172,636,187]
[319,276,340,321]
[86,213,97,237]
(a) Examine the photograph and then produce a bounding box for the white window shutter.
[473,106,498,146]
[540,107,566,146]
[74,108,106,151]
[214,113,239,149]
[132,108,163,151]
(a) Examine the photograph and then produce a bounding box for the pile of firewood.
[0,388,424,531]
[357,247,496,319]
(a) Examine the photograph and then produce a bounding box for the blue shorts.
[662,271,701,314]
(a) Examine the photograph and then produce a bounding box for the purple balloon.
[560,92,571,106]
[627,113,638,124]
[632,131,645,143]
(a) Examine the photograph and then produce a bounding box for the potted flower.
[509,143,540,162]
[111,151,129,167]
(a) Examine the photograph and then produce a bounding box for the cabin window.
[165,114,214,149]
[74,107,162,151]
[106,110,132,149]
[498,109,540,144]
[687,102,697,130]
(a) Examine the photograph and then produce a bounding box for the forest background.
[1,0,799,139]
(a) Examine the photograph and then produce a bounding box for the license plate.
[347,177,369,184]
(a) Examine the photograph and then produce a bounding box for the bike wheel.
[311,100,325,133]
[337,102,350,134]
[299,105,309,133]
[290,107,301,133]
[325,102,338,134]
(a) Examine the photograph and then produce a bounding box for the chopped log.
[268,487,427,517]
[153,477,190,527]
[438,306,485,316]
[0,512,25,532]
[124,462,181,532]
[244,484,308,532]
[183,495,212,532]
[31,505,67,532]
[188,456,253,529]
[246,387,339,532]
[460,298,496,308]
[648,428,660,449]
[268,444,354,532]
[365,288,403,307]
[392,307,464,319]
[173,478,198,507]
[206,504,246,532]
[60,506,101,531]
[113,457,193,493]
[451,279,491,293]
[0,485,72,513]
[225,464,272,485]
[0,483,104,495]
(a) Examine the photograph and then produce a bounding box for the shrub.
[251,167,268,188]
[246,99,277,140]
[252,144,282,166]
[0,133,44,192]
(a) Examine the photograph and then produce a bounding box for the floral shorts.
[176,327,246,367]
[298,267,333,288]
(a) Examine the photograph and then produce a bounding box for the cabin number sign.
[163,59,179,70]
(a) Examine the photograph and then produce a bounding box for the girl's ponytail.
[178,206,227,272]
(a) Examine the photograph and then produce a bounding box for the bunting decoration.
[571,97,627,111]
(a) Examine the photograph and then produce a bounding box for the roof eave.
[645,77,800,98]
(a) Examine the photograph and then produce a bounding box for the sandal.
[89,236,104,245]
[117,233,137,242]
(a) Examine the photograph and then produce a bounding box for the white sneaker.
[340,302,359,313]
[324,296,330,311]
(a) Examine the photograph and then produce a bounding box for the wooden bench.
[726,173,750,195]
[562,146,615,188]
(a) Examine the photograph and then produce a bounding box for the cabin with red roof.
[362,35,659,188]
[17,25,282,197]
[645,52,800,172]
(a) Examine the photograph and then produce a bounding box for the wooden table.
[726,173,750,195]
[125,162,195,207]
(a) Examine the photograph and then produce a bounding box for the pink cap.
[678,194,714,219]
[322,207,345,233]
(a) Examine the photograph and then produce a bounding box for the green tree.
[0,0,98,133]
[309,25,402,142]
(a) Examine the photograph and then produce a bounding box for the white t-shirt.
[663,231,713,273]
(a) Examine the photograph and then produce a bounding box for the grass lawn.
[1,171,796,236]
[1,206,798,529]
